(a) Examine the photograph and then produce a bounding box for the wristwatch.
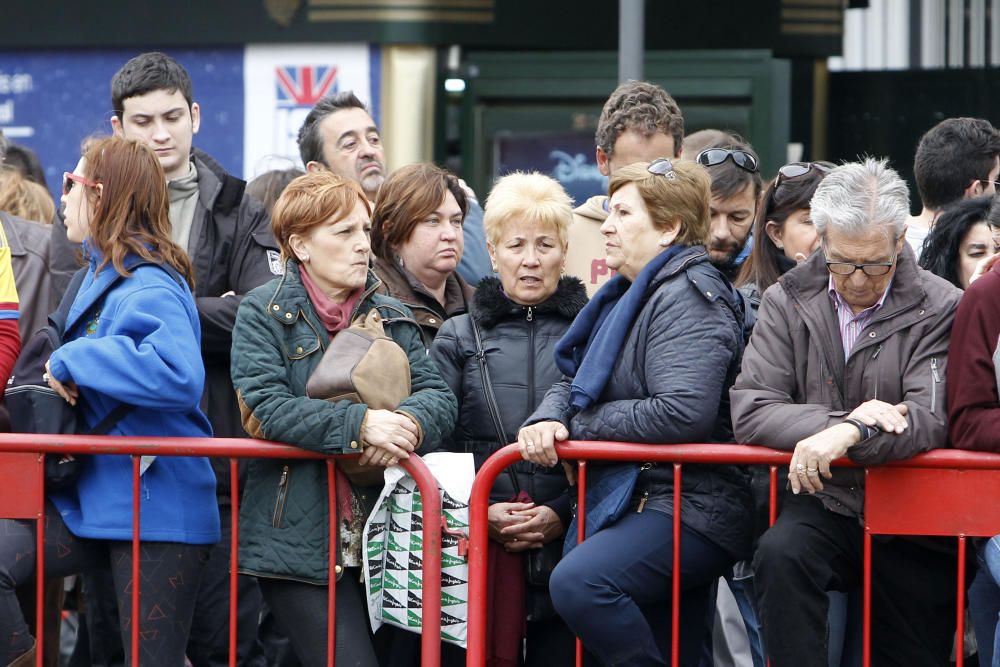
[843,417,878,442]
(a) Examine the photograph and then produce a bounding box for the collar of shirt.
[828,274,893,358]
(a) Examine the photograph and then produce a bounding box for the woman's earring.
[301,254,310,263]
[658,238,669,247]
[395,254,405,269]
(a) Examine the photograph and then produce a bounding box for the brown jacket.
[564,196,612,297]
[730,244,961,518]
[372,256,473,347]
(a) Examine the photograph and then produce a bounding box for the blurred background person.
[370,162,473,346]
[246,167,305,217]
[918,195,996,290]
[430,172,586,666]
[736,161,833,309]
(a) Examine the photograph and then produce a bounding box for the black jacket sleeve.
[199,198,279,356]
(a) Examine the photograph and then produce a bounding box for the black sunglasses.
[696,148,760,174]
[774,161,834,188]
[647,158,676,180]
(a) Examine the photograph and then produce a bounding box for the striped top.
[828,275,890,359]
[0,224,18,323]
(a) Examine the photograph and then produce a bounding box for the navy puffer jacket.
[526,245,753,559]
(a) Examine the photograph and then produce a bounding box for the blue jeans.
[549,509,732,667]
[970,536,1000,667]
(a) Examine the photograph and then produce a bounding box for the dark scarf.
[554,245,686,412]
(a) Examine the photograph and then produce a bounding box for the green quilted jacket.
[230,261,457,583]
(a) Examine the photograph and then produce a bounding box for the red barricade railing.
[467,442,1000,667]
[0,433,445,667]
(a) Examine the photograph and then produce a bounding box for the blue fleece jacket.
[47,252,220,545]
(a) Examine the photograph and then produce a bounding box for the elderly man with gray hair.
[731,158,963,666]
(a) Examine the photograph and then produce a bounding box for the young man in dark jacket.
[48,52,281,667]
[731,158,963,667]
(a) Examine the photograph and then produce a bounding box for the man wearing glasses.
[731,158,963,667]
[909,117,1000,258]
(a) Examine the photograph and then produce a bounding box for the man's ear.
[305,161,327,174]
[110,115,124,138]
[190,102,201,135]
[596,146,611,178]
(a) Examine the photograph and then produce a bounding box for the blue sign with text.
[0,49,244,202]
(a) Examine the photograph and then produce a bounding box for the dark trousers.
[549,509,732,667]
[258,570,378,667]
[186,502,265,667]
[0,505,208,667]
[753,493,957,667]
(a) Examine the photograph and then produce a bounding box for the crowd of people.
[0,49,998,667]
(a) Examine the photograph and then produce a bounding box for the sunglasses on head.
[62,172,98,196]
[647,158,676,180]
[774,161,834,188]
[696,148,760,174]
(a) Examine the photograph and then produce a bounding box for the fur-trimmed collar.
[471,275,588,329]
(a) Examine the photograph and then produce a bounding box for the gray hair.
[810,158,909,240]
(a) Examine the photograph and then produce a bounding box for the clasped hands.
[789,399,908,494]
[488,501,564,552]
[359,409,419,468]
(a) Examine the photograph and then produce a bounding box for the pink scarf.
[300,264,366,523]
[299,266,363,336]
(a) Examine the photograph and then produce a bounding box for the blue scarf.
[554,245,686,412]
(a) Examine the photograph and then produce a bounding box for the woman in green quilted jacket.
[230,171,457,667]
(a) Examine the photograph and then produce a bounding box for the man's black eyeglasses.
[696,148,759,174]
[647,158,676,180]
[775,161,834,188]
[825,246,898,277]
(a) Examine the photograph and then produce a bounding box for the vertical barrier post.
[35,455,45,667]
[956,535,966,667]
[768,466,778,527]
[327,461,337,667]
[131,455,141,666]
[402,456,442,667]
[862,527,871,667]
[671,464,682,667]
[576,461,587,667]
[229,459,240,667]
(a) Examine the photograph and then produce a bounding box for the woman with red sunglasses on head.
[735,161,835,312]
[0,136,219,667]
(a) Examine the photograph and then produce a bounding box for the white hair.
[810,157,909,240]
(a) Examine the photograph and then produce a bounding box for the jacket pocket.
[272,465,290,528]
[930,358,941,415]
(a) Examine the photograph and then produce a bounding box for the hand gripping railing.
[0,432,444,667]
[466,442,1000,667]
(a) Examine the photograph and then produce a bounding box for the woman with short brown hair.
[370,163,473,344]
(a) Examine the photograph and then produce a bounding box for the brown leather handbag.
[306,308,411,485]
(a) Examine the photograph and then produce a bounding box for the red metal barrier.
[467,442,1000,667]
[0,433,444,667]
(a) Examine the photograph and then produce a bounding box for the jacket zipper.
[272,465,290,528]
[930,358,941,415]
[526,307,536,416]
[637,463,652,513]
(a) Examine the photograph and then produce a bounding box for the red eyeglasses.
[62,172,98,196]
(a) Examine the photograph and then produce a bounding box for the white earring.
[658,238,669,247]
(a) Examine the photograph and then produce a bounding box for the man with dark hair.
[298,91,492,285]
[566,80,684,296]
[910,117,1000,256]
[49,51,279,667]
[695,138,763,281]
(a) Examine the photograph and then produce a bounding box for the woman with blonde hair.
[0,167,55,223]
[431,172,586,665]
